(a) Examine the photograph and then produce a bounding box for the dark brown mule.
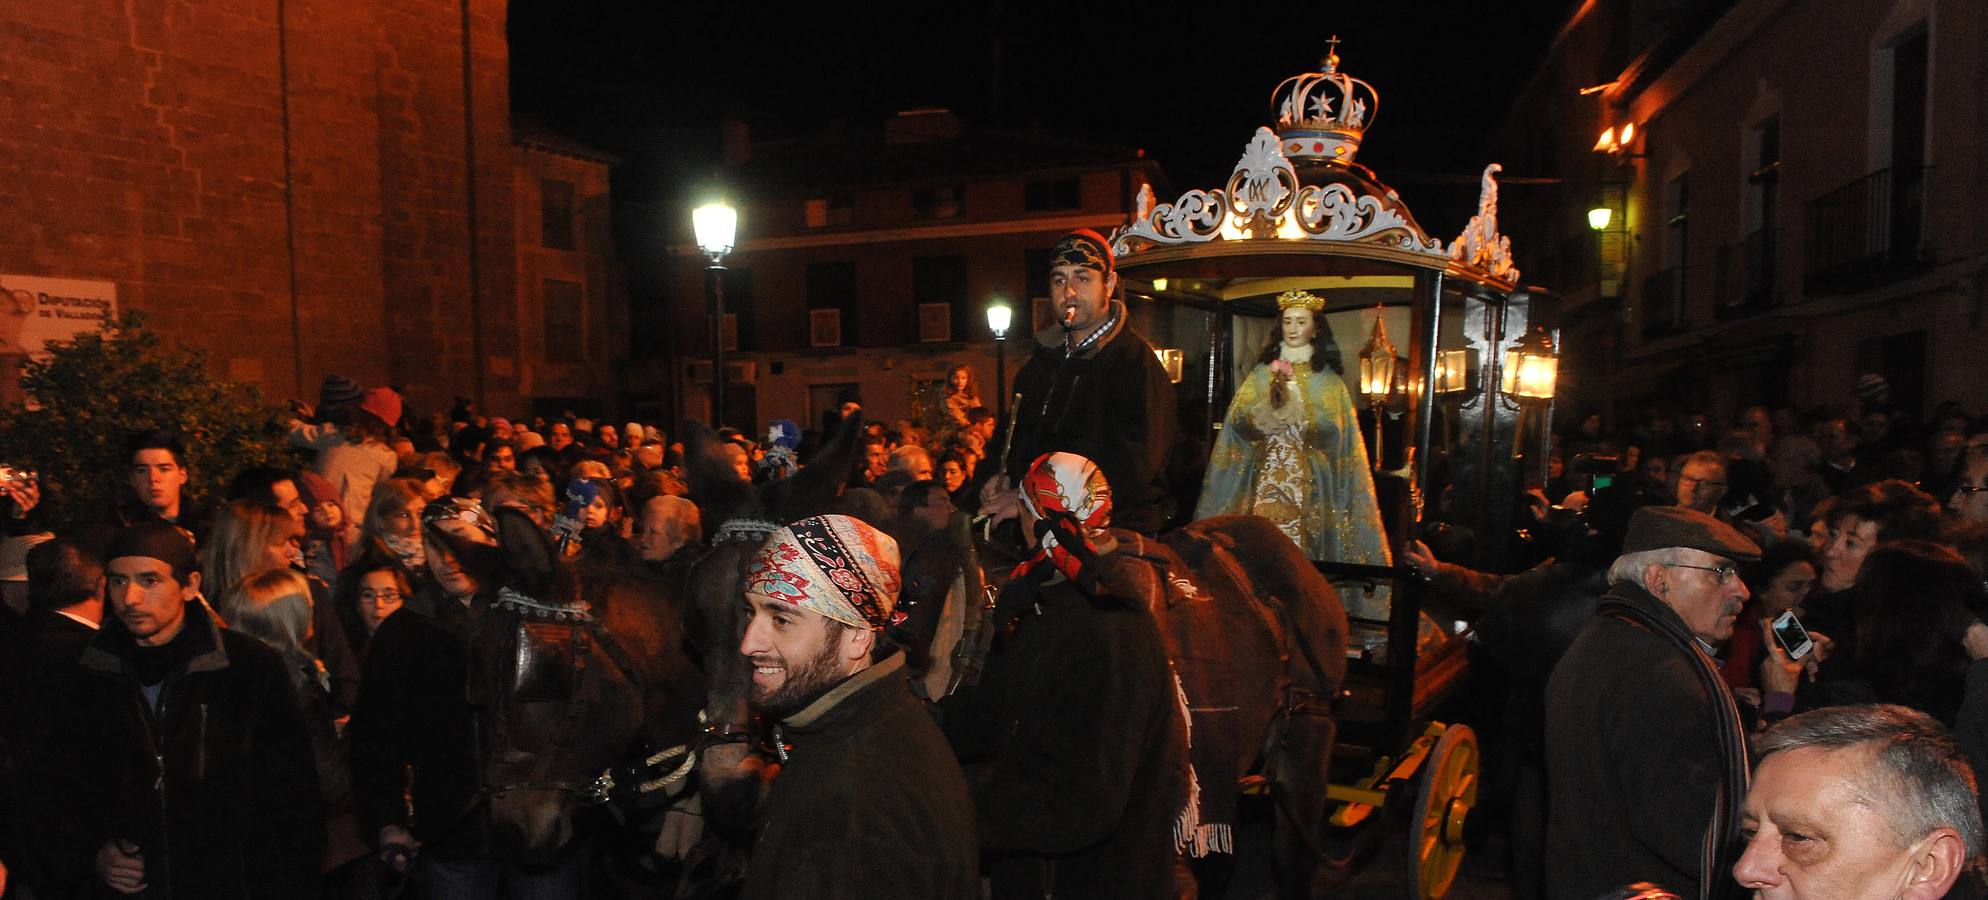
[966,514,1349,899]
[463,508,705,870]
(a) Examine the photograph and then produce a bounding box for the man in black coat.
[736,514,977,899]
[22,522,323,898]
[944,452,1188,900]
[1544,506,1761,900]
[985,229,1178,534]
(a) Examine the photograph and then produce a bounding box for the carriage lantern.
[1358,307,1397,403]
[1358,307,1397,470]
[1501,325,1559,463]
[1500,325,1558,401]
[1433,348,1472,395]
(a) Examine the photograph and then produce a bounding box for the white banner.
[0,274,119,357]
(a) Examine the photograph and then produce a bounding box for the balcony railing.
[1805,166,1931,292]
[1642,266,1684,337]
[1715,228,1776,315]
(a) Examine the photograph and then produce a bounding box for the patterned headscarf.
[1013,452,1113,589]
[744,514,903,631]
[1049,229,1114,274]
[422,496,498,547]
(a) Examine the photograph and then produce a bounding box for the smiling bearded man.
[1544,505,1763,900]
[735,514,977,899]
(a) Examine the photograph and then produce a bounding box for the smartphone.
[1771,610,1815,660]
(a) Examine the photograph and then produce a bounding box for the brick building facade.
[1493,0,1988,423]
[0,0,624,418]
[665,110,1163,435]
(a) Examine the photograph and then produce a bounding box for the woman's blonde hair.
[232,567,315,665]
[202,499,301,624]
[361,478,427,545]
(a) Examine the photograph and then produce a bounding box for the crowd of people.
[0,228,1190,900]
[0,224,1984,900]
[1411,373,1988,900]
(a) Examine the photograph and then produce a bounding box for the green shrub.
[0,312,295,528]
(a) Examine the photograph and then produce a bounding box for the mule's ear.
[780,410,864,515]
[494,506,556,590]
[681,420,733,495]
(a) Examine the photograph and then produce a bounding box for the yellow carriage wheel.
[1406,723,1478,899]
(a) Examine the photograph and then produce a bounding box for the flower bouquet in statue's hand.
[1255,358,1302,431]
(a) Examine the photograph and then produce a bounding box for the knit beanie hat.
[319,374,363,410]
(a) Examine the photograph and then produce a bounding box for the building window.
[1643,174,1689,335]
[806,261,858,347]
[912,184,963,220]
[1024,177,1082,211]
[543,278,584,359]
[1740,118,1779,307]
[912,255,967,343]
[804,194,854,228]
[540,179,575,250]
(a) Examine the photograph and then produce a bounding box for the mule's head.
[470,508,658,868]
[679,414,866,827]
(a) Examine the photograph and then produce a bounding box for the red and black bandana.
[1011,452,1113,590]
[1049,229,1115,274]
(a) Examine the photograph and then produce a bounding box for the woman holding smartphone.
[1723,540,1820,698]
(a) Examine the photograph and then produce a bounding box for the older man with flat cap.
[1545,506,1761,900]
[736,514,977,900]
[984,229,1179,534]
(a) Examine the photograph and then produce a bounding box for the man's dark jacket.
[941,571,1188,900]
[1544,582,1748,900]
[346,606,486,859]
[20,607,96,663]
[740,653,977,900]
[1007,301,1178,533]
[25,601,324,899]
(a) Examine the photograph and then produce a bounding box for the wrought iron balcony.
[1805,166,1931,293]
[1715,228,1776,316]
[1641,266,1685,338]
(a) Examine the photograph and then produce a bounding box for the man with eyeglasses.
[1545,505,1762,900]
[1674,450,1729,516]
[1948,454,1988,522]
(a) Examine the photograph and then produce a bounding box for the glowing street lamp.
[1587,206,1613,231]
[987,301,1014,428]
[693,201,738,425]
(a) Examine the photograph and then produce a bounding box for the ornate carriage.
[1106,41,1557,897]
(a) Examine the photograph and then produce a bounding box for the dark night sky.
[508,0,1575,264]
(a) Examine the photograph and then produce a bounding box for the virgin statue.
[1196,290,1392,571]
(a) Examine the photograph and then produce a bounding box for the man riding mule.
[942,451,1191,899]
[960,454,1349,899]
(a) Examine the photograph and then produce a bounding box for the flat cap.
[1621,505,1762,562]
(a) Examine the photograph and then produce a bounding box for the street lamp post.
[693,202,737,426]
[986,301,1013,428]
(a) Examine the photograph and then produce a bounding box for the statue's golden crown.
[1277,290,1326,312]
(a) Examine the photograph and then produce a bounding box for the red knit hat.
[359,387,402,429]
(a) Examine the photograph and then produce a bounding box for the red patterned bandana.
[1013,452,1112,585]
[744,514,903,630]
